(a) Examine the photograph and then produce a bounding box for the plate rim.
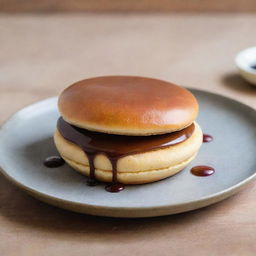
[0,88,256,217]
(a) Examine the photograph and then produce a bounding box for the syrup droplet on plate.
[44,156,65,168]
[105,183,125,193]
[191,165,215,176]
[203,134,213,143]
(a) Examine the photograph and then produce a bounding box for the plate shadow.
[221,73,256,94]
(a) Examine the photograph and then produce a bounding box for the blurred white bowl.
[235,47,256,86]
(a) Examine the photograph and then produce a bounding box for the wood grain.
[0,14,256,256]
[1,0,256,12]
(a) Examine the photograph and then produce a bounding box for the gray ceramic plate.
[0,89,255,218]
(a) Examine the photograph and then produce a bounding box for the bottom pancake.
[54,122,202,184]
[62,153,197,184]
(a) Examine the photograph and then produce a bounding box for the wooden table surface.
[0,14,256,256]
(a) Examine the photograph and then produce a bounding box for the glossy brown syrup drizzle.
[191,165,215,176]
[44,156,65,168]
[57,117,195,192]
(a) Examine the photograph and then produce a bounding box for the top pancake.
[58,76,199,136]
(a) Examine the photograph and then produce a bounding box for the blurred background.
[1,2,256,256]
[2,0,256,12]
[0,0,256,124]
